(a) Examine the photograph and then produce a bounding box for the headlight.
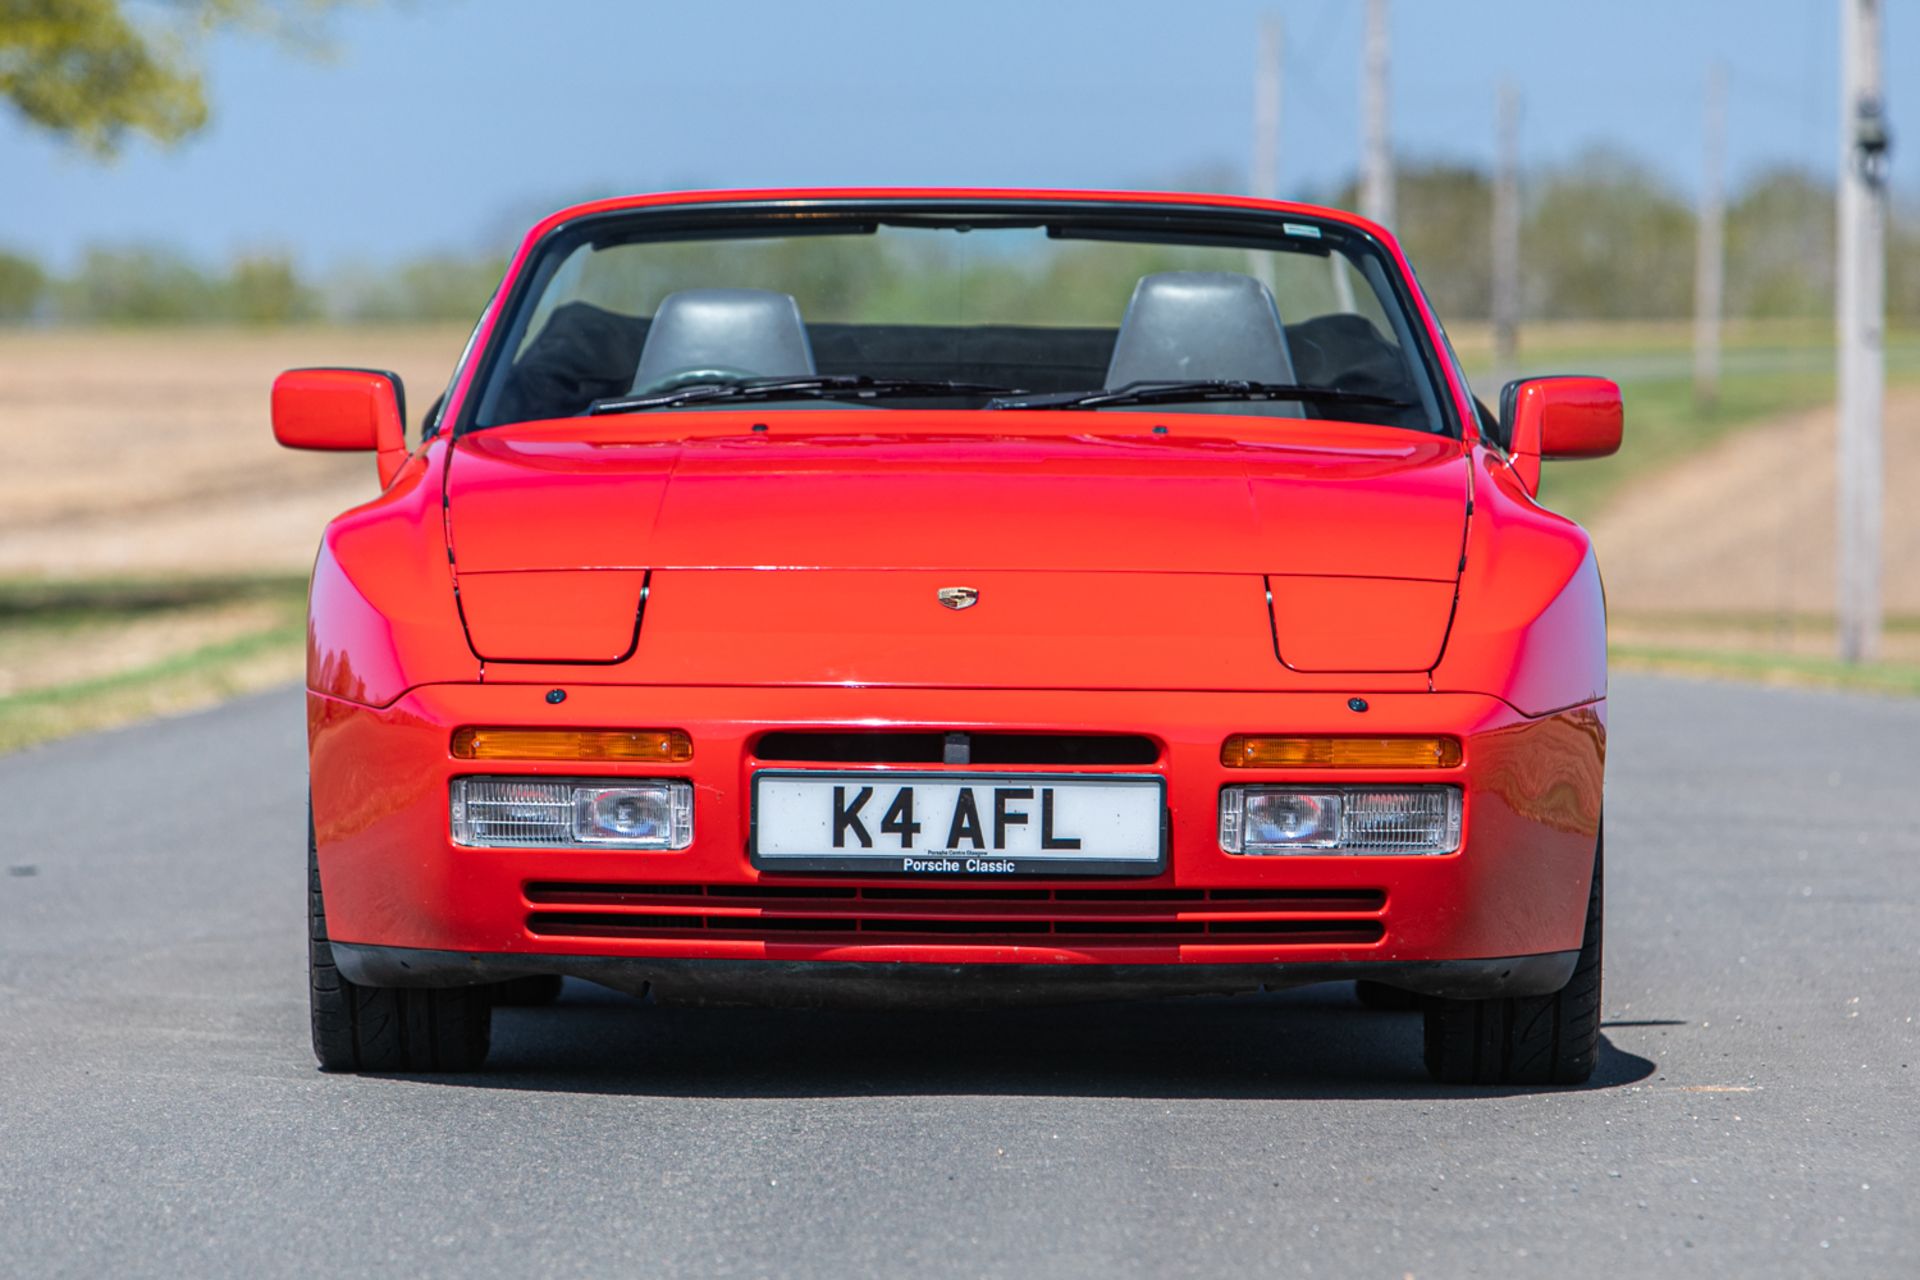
[451,777,693,850]
[1219,786,1460,855]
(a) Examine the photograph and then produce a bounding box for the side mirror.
[1497,375,1623,496]
[272,368,409,487]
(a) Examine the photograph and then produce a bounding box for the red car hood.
[447,414,1466,575]
[445,413,1469,680]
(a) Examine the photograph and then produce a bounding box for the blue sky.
[3,0,1911,268]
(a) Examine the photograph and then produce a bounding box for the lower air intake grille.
[523,883,1386,948]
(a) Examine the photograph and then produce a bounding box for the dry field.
[0,327,466,745]
[0,325,468,578]
[1587,386,1920,618]
[0,590,290,697]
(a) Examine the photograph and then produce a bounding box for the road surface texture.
[1,675,1913,1277]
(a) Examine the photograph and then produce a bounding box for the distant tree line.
[1375,149,1920,324]
[0,244,510,325]
[0,153,1914,328]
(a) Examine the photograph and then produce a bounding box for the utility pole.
[1249,16,1282,289]
[1251,17,1281,201]
[1492,82,1521,392]
[1694,63,1726,412]
[1837,0,1890,664]
[1361,0,1393,227]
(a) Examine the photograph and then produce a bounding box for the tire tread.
[308,804,491,1073]
[1423,833,1604,1086]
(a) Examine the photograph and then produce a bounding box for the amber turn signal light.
[451,727,693,762]
[1220,735,1462,769]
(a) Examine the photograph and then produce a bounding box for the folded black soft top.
[490,301,1425,430]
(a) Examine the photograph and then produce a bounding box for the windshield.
[464,202,1454,434]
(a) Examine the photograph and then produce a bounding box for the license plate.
[750,771,1166,877]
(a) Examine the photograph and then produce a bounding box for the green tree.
[1523,148,1693,319]
[1391,163,1494,321]
[0,248,45,319]
[1725,168,1833,319]
[59,244,220,321]
[0,0,338,155]
[1320,165,1492,321]
[334,254,509,323]
[225,251,318,323]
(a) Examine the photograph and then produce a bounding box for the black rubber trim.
[329,944,1579,1007]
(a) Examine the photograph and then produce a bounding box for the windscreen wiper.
[588,375,1025,414]
[987,380,1412,411]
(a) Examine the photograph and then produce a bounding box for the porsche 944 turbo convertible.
[277,189,1620,1083]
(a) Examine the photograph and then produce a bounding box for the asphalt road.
[1,674,1914,1277]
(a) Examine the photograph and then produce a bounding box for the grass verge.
[0,573,308,620]
[0,575,307,754]
[0,623,304,754]
[1611,643,1920,698]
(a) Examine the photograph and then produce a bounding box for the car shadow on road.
[421,979,1656,1101]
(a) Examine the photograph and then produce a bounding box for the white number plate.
[751,771,1166,877]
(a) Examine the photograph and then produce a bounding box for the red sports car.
[278,189,1619,1083]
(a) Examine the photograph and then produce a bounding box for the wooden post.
[1837,0,1888,663]
[1251,17,1281,201]
[1492,83,1521,392]
[1694,64,1726,412]
[1361,0,1393,228]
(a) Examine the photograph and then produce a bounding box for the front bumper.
[330,947,1580,1005]
[310,683,1604,978]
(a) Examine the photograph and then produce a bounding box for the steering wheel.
[630,366,760,397]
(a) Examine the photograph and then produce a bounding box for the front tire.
[308,808,492,1073]
[1422,833,1603,1086]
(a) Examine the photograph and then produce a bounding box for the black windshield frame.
[451,197,1461,439]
